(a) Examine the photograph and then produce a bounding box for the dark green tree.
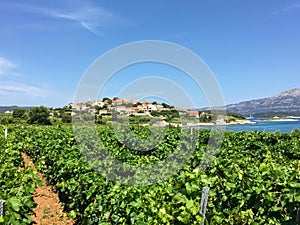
[12,108,26,119]
[150,111,160,117]
[27,106,51,125]
[0,116,14,125]
[102,97,112,104]
[61,113,72,123]
[133,102,142,107]
[162,103,173,108]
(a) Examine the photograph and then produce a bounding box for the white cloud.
[2,1,126,37]
[0,56,48,97]
[0,82,47,97]
[273,3,300,14]
[44,6,113,36]
[0,57,18,76]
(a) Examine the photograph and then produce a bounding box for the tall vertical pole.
[4,128,7,139]
[0,200,5,218]
[200,186,210,225]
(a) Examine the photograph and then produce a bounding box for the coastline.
[155,118,300,128]
[170,119,256,128]
[265,118,299,122]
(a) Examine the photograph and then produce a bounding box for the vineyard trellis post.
[4,128,7,139]
[190,127,193,150]
[0,200,5,218]
[200,186,210,225]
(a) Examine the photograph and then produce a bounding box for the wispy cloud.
[0,82,47,96]
[0,56,47,97]
[273,3,300,15]
[2,1,126,36]
[44,4,116,36]
[0,57,18,76]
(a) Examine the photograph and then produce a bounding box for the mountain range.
[226,88,300,116]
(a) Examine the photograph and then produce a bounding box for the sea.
[198,120,300,133]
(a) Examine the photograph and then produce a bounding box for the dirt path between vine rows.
[22,153,74,225]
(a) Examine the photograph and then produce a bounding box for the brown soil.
[21,153,75,225]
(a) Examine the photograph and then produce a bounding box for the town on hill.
[1,97,248,126]
[2,88,300,126]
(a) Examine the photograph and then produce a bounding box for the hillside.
[226,88,300,116]
[0,106,33,114]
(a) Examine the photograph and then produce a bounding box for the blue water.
[226,121,300,133]
[198,121,300,133]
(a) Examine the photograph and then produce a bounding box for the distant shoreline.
[170,118,300,128]
[169,119,257,128]
[265,118,300,122]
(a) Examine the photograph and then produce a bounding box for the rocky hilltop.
[226,88,300,116]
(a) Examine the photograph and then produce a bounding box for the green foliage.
[150,110,179,122]
[162,103,173,109]
[47,106,72,124]
[150,111,160,117]
[0,115,15,125]
[61,113,72,123]
[199,111,246,121]
[128,115,151,124]
[199,113,211,123]
[133,102,142,107]
[226,111,246,120]
[27,106,51,125]
[95,116,111,124]
[204,131,300,224]
[0,125,41,224]
[101,104,108,110]
[12,108,26,119]
[102,97,112,104]
[1,125,299,224]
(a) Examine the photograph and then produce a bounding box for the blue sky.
[0,0,299,108]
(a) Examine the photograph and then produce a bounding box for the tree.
[102,97,112,104]
[162,103,172,108]
[0,116,14,125]
[61,113,72,123]
[12,108,26,119]
[150,111,160,117]
[27,106,51,125]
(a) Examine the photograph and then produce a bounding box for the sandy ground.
[21,153,74,225]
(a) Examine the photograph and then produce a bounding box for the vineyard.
[0,124,299,224]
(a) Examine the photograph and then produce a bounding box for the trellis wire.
[200,186,210,225]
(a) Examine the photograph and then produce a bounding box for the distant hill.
[0,106,33,114]
[226,88,300,116]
